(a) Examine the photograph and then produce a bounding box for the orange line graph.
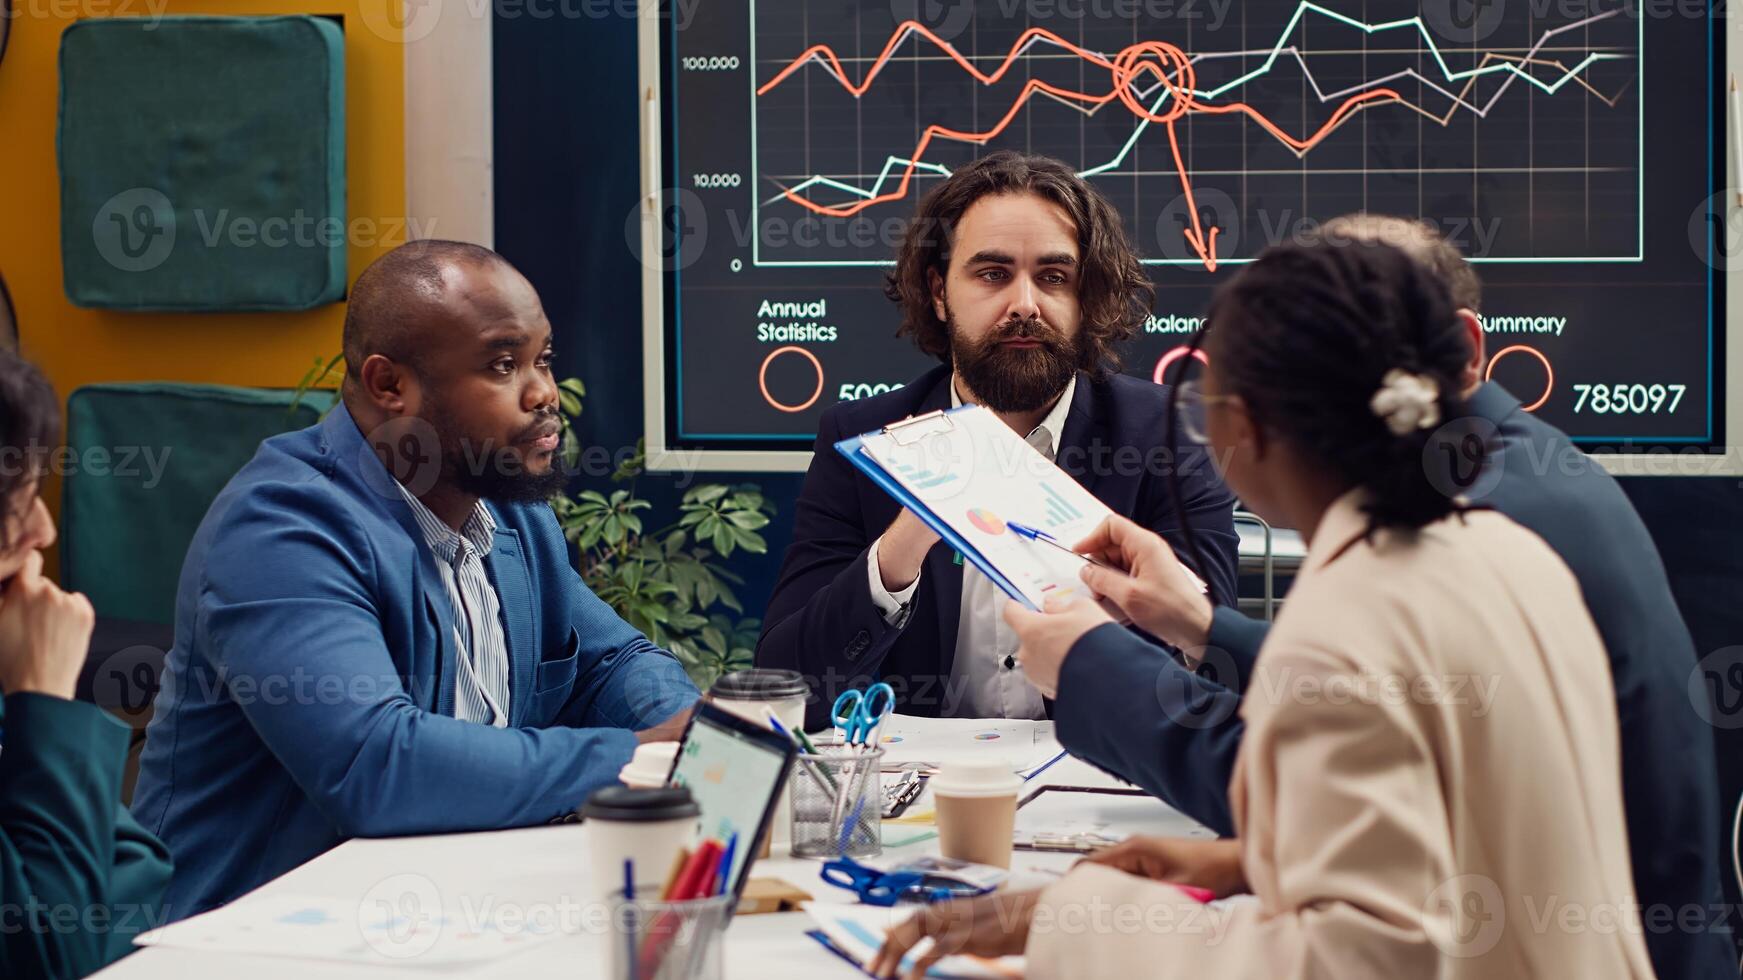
[758,23,1399,270]
[755,22,1116,97]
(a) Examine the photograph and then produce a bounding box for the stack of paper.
[817,714,1062,774]
[134,893,563,965]
[804,903,1023,979]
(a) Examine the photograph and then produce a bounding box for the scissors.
[819,856,995,907]
[831,682,895,747]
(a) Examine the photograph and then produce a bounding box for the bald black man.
[132,241,699,916]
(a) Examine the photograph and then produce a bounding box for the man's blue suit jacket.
[758,365,1240,730]
[132,403,699,916]
[1055,381,1731,980]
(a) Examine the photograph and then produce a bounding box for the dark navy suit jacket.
[757,364,1240,730]
[1054,381,1731,980]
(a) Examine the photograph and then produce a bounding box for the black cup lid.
[579,786,699,823]
[710,668,809,701]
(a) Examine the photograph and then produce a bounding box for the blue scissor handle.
[819,859,985,907]
[831,682,896,744]
[819,859,924,907]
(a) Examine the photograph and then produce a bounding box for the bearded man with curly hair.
[757,151,1238,728]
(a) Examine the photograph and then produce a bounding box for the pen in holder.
[790,747,884,859]
[609,889,733,980]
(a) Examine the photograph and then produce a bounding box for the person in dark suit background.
[1006,214,1732,980]
[0,350,172,979]
[757,152,1238,730]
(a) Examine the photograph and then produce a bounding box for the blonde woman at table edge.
[873,239,1653,979]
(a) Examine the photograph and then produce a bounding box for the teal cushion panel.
[60,383,334,624]
[58,16,346,311]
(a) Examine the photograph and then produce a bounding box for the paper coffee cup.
[618,741,679,790]
[709,669,810,854]
[931,760,1023,869]
[580,786,700,906]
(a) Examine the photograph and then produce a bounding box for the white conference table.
[96,749,1210,979]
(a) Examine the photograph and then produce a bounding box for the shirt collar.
[949,374,1078,457]
[394,482,497,563]
[1299,487,1380,579]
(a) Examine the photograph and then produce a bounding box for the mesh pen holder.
[608,889,732,980]
[790,747,884,859]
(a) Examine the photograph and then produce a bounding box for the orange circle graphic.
[758,345,825,413]
[1483,345,1554,412]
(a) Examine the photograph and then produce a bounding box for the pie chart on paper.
[966,507,1005,536]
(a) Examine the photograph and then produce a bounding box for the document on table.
[819,714,1063,774]
[133,893,563,965]
[805,903,1023,979]
[1013,786,1216,848]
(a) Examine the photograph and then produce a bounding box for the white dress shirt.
[866,375,1077,719]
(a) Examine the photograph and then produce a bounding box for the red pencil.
[666,839,722,902]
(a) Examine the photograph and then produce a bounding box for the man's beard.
[950,311,1079,414]
[426,398,569,504]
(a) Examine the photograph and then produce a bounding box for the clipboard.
[836,406,1045,610]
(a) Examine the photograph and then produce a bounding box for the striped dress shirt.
[395,484,513,727]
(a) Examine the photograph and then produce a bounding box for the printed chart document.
[838,404,1203,610]
[804,903,1024,979]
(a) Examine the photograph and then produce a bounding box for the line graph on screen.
[749,1,1641,268]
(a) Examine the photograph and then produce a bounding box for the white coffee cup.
[931,759,1024,869]
[580,785,700,907]
[708,669,810,852]
[618,741,679,789]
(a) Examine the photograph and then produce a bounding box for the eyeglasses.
[1175,380,1238,445]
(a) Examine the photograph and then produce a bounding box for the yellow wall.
[0,1,407,572]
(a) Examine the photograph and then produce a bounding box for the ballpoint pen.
[767,711,838,794]
[1006,521,1110,568]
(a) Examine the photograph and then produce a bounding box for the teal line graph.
[749,1,1641,268]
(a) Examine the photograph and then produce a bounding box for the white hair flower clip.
[1369,369,1441,436]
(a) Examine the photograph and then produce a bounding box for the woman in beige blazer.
[873,239,1655,979]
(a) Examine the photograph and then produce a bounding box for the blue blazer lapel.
[485,522,537,727]
[414,557,458,716]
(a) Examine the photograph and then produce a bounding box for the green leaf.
[669,612,709,632]
[700,625,728,657]
[725,509,769,531]
[693,573,718,609]
[709,524,735,557]
[688,485,729,505]
[557,378,586,418]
